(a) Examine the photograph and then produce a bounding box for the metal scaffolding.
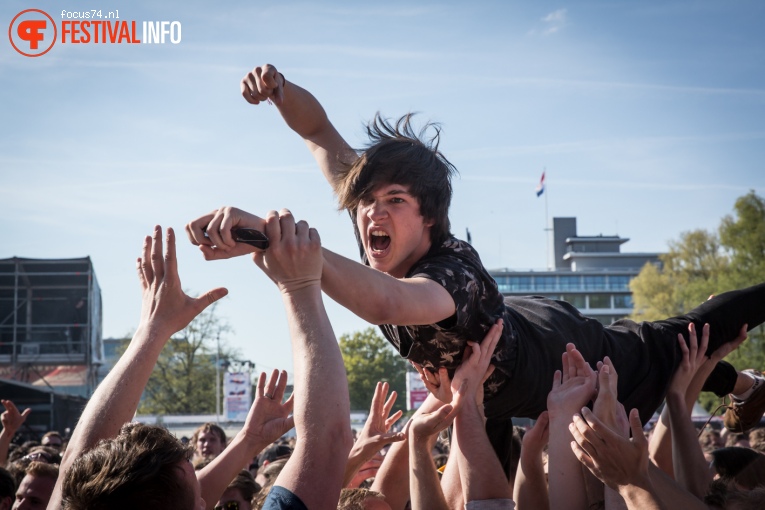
[0,257,102,395]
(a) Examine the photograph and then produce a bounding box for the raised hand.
[669,323,709,396]
[592,358,628,437]
[353,382,405,458]
[252,210,323,293]
[137,226,228,340]
[243,370,295,447]
[450,319,502,408]
[570,407,650,491]
[344,382,405,488]
[241,64,285,106]
[411,362,452,403]
[1,399,31,434]
[547,343,598,418]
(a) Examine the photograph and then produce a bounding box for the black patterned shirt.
[355,228,518,399]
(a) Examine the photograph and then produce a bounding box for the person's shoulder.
[407,237,486,278]
[423,237,483,264]
[262,486,309,510]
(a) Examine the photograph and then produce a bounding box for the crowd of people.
[2,63,765,509]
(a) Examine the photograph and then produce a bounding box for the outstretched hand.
[547,344,598,418]
[592,357,629,437]
[137,226,228,340]
[241,64,286,106]
[408,398,460,444]
[569,407,649,491]
[185,206,267,260]
[451,319,502,408]
[243,369,295,448]
[669,323,710,396]
[352,382,405,460]
[1,400,31,434]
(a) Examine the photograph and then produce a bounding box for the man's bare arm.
[186,207,457,327]
[48,227,227,509]
[254,211,353,509]
[241,64,357,192]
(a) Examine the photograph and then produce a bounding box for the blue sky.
[2,0,764,378]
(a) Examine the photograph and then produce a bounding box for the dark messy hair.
[337,113,457,245]
[62,423,195,510]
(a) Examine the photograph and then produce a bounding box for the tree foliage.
[124,303,238,415]
[339,327,408,413]
[629,191,765,410]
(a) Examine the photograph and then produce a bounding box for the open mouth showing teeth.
[370,231,391,252]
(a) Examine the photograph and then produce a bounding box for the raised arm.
[344,381,404,488]
[449,322,512,504]
[408,394,457,510]
[664,324,714,499]
[513,412,550,510]
[0,400,31,467]
[254,210,353,510]
[48,226,228,509]
[241,64,357,192]
[186,207,456,326]
[546,344,598,510]
[197,369,295,509]
[570,408,666,510]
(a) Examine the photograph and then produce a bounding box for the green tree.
[339,327,408,413]
[630,229,730,322]
[125,303,238,415]
[630,191,765,410]
[717,191,765,377]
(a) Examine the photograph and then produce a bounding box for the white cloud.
[529,8,568,36]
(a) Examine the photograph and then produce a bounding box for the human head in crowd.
[709,447,761,483]
[726,432,751,448]
[191,423,227,460]
[255,443,292,470]
[61,423,197,510]
[40,432,63,451]
[700,427,724,452]
[214,470,259,510]
[251,458,288,507]
[337,488,390,510]
[23,447,60,466]
[0,468,14,510]
[13,461,58,510]
[748,427,765,453]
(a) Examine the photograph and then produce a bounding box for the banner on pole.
[223,371,251,422]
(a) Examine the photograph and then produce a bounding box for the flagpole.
[544,167,551,270]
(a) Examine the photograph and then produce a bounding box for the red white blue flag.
[535,171,546,197]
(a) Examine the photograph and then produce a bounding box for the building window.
[498,276,532,292]
[589,295,611,309]
[584,276,606,290]
[613,295,633,309]
[535,276,557,291]
[561,294,586,309]
[608,275,631,291]
[559,276,580,290]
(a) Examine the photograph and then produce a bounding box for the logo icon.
[9,9,57,57]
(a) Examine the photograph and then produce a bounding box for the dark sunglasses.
[204,228,269,250]
[22,452,55,463]
[214,502,239,510]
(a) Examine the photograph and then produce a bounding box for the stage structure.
[0,257,103,396]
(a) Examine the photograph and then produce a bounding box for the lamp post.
[215,332,220,424]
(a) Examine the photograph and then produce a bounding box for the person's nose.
[366,199,388,221]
